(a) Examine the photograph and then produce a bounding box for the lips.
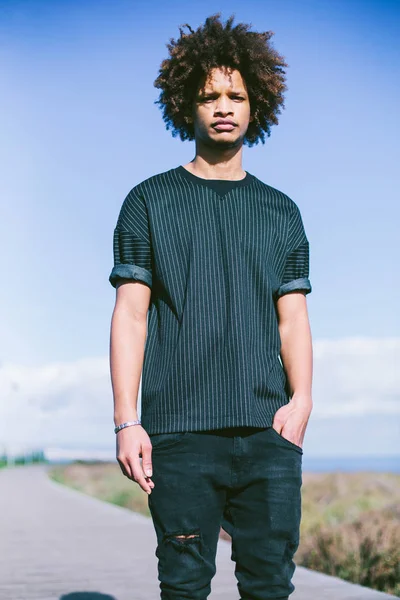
[212,121,236,131]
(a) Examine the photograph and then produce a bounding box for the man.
[109,13,313,600]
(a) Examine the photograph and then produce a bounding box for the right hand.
[116,425,155,494]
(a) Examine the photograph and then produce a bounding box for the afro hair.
[153,13,288,147]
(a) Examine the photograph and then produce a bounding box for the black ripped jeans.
[147,425,303,600]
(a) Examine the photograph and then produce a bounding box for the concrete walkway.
[0,464,395,600]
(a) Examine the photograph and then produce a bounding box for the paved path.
[0,464,395,600]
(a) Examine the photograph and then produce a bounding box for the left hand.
[272,395,313,449]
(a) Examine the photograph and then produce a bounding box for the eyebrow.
[199,89,246,95]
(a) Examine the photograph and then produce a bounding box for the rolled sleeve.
[109,188,153,289]
[275,204,312,300]
[109,262,152,289]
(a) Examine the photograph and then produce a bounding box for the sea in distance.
[302,454,399,473]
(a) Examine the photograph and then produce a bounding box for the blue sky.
[0,0,399,459]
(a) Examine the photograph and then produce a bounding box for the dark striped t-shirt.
[109,165,312,434]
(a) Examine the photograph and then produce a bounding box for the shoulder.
[127,167,180,197]
[116,168,179,217]
[249,175,300,217]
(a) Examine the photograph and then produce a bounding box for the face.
[189,66,253,150]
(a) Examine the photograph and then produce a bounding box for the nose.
[214,95,233,116]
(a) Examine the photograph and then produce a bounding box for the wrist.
[114,419,141,434]
[114,413,139,427]
[290,393,313,408]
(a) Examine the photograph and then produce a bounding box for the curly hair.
[153,13,288,147]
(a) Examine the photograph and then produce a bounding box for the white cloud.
[312,337,400,418]
[0,357,121,455]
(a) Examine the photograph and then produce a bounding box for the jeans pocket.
[149,431,189,452]
[269,426,303,454]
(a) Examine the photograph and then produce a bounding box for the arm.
[273,291,313,449]
[110,281,154,495]
[108,186,155,494]
[110,281,151,427]
[272,202,313,448]
[277,292,313,401]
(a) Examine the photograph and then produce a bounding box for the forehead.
[199,67,246,91]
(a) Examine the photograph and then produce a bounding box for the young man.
[109,13,313,600]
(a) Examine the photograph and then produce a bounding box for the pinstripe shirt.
[109,165,312,434]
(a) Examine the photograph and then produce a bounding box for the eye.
[198,95,214,103]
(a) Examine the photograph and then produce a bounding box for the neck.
[185,142,246,180]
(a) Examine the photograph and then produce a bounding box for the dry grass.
[298,472,400,596]
[50,461,151,517]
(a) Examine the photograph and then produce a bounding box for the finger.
[128,456,153,494]
[140,442,153,479]
[117,456,133,480]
